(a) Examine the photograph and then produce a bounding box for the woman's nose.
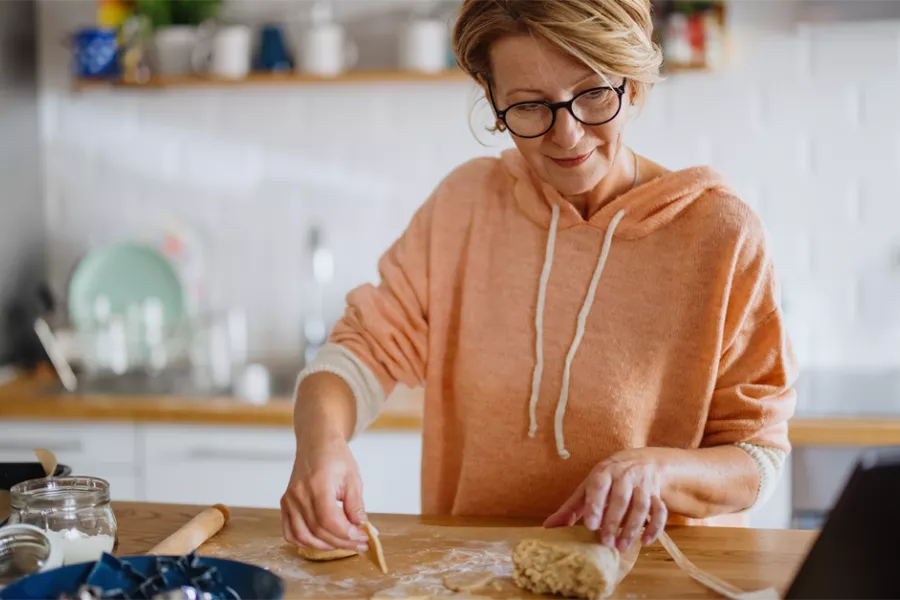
[549,108,585,150]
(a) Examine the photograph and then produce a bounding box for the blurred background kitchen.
[1,0,899,531]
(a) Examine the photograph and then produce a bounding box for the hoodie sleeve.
[701,207,798,503]
[297,195,433,438]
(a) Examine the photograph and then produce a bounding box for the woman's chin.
[543,168,605,197]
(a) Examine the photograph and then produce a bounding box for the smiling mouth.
[550,150,593,168]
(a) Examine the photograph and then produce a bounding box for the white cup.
[399,19,448,73]
[299,23,358,76]
[153,25,199,76]
[193,24,252,79]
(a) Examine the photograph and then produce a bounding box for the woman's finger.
[342,475,368,527]
[294,489,341,551]
[543,482,586,528]
[599,478,632,548]
[311,489,369,551]
[583,472,612,531]
[616,486,651,552]
[285,492,333,551]
[642,496,668,545]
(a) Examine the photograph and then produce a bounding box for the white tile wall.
[36,1,900,370]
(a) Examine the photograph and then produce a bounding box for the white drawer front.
[0,421,137,468]
[141,424,295,509]
[350,431,422,515]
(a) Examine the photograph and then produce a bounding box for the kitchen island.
[114,501,817,599]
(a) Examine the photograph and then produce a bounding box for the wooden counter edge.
[3,366,900,444]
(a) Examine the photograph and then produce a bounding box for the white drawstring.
[528,203,560,438]
[554,209,626,459]
[527,206,627,458]
[529,151,638,457]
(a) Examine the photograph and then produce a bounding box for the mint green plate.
[67,242,187,333]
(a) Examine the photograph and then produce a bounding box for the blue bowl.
[0,554,284,600]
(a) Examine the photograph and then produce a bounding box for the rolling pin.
[147,504,231,556]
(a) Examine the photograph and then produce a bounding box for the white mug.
[299,23,357,76]
[153,25,199,75]
[193,24,252,79]
[399,19,448,73]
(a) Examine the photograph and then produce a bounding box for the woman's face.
[488,35,631,197]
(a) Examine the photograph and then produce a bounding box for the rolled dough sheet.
[295,546,358,561]
[443,571,494,593]
[513,537,638,600]
[363,521,389,574]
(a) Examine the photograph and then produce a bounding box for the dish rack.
[38,308,248,394]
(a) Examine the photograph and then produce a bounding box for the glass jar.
[8,476,117,565]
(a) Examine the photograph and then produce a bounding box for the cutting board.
[113,505,810,599]
[201,515,607,599]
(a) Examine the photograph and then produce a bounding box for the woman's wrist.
[620,445,758,518]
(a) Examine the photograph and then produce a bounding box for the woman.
[281,0,797,556]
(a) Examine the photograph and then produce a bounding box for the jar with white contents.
[7,476,117,565]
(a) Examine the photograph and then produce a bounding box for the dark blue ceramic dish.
[0,552,284,600]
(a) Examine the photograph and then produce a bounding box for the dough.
[442,572,494,593]
[363,521,389,574]
[295,546,358,561]
[512,538,637,600]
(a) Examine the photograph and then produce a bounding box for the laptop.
[784,447,900,599]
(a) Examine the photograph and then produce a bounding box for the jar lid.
[0,524,64,588]
[10,476,111,511]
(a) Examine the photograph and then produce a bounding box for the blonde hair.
[452,0,663,109]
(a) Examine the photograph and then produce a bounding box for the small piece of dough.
[443,572,494,593]
[295,546,358,561]
[513,538,633,600]
[363,521,389,574]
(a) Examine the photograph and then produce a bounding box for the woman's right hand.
[280,433,370,552]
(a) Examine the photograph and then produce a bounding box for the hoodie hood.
[500,147,734,239]
[500,147,737,459]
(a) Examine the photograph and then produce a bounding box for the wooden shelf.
[73,69,470,91]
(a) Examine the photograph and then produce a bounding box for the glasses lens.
[573,88,621,125]
[505,103,553,137]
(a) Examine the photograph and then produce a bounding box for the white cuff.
[295,343,386,439]
[734,442,787,508]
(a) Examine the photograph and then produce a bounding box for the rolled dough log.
[295,546,358,561]
[513,537,638,600]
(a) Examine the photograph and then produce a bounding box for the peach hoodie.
[299,148,798,526]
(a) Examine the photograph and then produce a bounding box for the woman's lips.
[550,150,593,168]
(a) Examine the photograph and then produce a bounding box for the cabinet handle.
[186,448,294,463]
[0,441,82,453]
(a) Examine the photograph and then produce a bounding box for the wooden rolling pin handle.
[146,504,231,556]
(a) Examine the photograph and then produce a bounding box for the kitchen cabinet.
[0,420,423,515]
[0,421,140,501]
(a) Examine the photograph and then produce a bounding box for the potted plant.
[133,0,223,75]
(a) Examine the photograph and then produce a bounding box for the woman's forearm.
[293,372,357,446]
[653,446,760,518]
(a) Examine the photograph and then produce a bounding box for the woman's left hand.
[543,448,668,551]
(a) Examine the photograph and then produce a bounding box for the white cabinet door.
[140,424,296,509]
[141,425,424,515]
[350,431,422,515]
[0,421,139,501]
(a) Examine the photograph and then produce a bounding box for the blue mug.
[71,28,120,78]
[256,25,292,72]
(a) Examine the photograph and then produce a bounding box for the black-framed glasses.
[488,79,628,139]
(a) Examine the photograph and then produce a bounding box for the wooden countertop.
[114,501,817,599]
[0,365,421,431]
[3,365,900,445]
